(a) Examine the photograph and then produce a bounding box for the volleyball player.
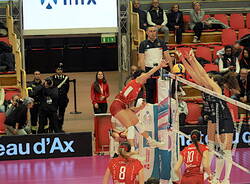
[174,130,213,184]
[177,50,239,184]
[103,142,144,184]
[110,60,169,149]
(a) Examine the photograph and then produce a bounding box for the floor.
[1,148,250,184]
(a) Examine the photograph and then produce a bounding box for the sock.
[208,141,215,166]
[127,126,135,139]
[215,157,224,180]
[224,150,232,181]
[160,179,169,184]
[134,122,145,134]
[114,141,119,154]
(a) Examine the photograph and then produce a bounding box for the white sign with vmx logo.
[23,0,118,35]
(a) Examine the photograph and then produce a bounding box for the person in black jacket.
[27,70,42,134]
[36,77,61,133]
[133,0,147,30]
[51,63,69,131]
[5,97,34,135]
[147,0,169,43]
[167,4,184,44]
[238,68,250,103]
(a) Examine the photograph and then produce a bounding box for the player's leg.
[214,132,225,181]
[207,120,216,166]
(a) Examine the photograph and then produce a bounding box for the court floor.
[1,148,250,184]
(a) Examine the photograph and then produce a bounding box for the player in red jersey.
[110,60,169,150]
[103,142,144,184]
[174,130,214,184]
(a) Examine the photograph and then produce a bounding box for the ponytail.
[191,129,201,155]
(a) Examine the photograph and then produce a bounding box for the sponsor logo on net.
[40,0,97,9]
[0,137,75,156]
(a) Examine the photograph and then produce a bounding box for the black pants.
[30,103,39,134]
[193,23,224,40]
[145,67,160,104]
[169,26,183,44]
[58,97,69,131]
[93,103,108,114]
[38,110,60,133]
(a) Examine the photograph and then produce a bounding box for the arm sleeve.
[90,83,97,104]
[218,58,229,73]
[179,12,184,27]
[161,11,168,25]
[167,13,175,27]
[138,42,145,54]
[105,83,110,98]
[147,12,156,26]
[235,58,240,74]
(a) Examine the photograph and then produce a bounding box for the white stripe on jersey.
[123,86,134,97]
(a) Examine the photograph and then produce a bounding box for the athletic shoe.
[209,177,221,184]
[221,179,230,184]
[130,154,146,162]
[148,139,165,148]
[192,36,198,43]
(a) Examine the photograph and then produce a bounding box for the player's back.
[181,143,208,176]
[108,156,143,184]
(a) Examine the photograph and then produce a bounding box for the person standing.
[133,0,147,30]
[147,0,169,43]
[167,4,184,44]
[36,77,61,133]
[91,71,110,114]
[5,97,34,135]
[138,25,172,103]
[27,70,42,134]
[52,63,69,131]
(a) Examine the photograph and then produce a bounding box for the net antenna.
[163,72,250,174]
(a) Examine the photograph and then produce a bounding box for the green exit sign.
[101,34,116,43]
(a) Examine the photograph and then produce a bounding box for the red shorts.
[110,99,127,116]
[181,174,204,184]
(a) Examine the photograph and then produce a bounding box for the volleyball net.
[160,73,250,179]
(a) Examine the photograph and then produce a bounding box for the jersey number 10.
[187,151,195,163]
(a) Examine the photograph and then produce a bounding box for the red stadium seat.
[186,103,201,124]
[195,46,212,63]
[230,14,245,30]
[176,47,191,58]
[246,13,250,29]
[0,37,10,44]
[0,112,6,134]
[221,28,237,46]
[212,45,224,61]
[238,29,250,40]
[183,15,190,24]
[203,14,211,20]
[4,87,21,101]
[214,14,229,26]
[204,63,219,72]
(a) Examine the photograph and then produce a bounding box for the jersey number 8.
[119,166,126,180]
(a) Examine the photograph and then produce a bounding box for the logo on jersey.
[40,0,97,10]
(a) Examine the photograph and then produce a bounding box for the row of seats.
[183,13,250,31]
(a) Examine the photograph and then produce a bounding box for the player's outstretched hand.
[159,59,168,68]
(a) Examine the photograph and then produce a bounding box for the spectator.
[147,0,169,43]
[5,97,34,136]
[133,0,147,30]
[52,63,69,131]
[35,77,61,133]
[240,47,250,70]
[0,88,5,112]
[219,45,240,74]
[5,94,21,116]
[91,71,110,114]
[238,68,250,103]
[190,2,210,43]
[27,70,42,134]
[167,4,184,44]
[138,25,172,103]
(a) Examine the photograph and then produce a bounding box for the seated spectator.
[90,71,110,114]
[147,0,169,43]
[238,68,250,103]
[0,88,5,112]
[133,0,147,30]
[189,2,220,43]
[240,47,250,70]
[219,45,240,74]
[167,4,184,44]
[5,97,34,136]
